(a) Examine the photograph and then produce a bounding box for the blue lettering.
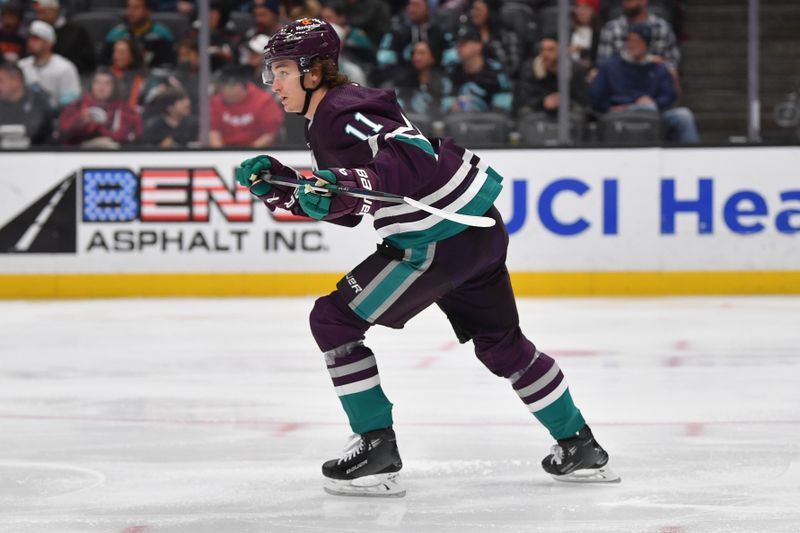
[723,191,767,234]
[776,191,800,234]
[661,178,713,234]
[82,169,138,222]
[538,178,590,236]
[603,179,618,235]
[504,179,527,235]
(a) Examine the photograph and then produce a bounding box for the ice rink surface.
[1,296,799,533]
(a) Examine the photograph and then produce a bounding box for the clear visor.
[262,57,308,86]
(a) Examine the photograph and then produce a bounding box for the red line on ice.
[274,422,305,437]
[415,356,440,369]
[684,422,704,437]
[120,526,148,533]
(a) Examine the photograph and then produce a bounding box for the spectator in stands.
[590,24,698,143]
[172,37,198,109]
[110,38,145,109]
[242,33,272,85]
[343,0,390,48]
[239,35,269,81]
[140,87,197,147]
[330,23,367,86]
[376,0,455,85]
[570,0,600,75]
[244,0,283,41]
[464,0,520,77]
[32,0,95,75]
[104,0,176,68]
[59,67,143,147]
[396,40,451,117]
[597,0,680,70]
[18,20,81,108]
[155,0,195,15]
[0,61,54,145]
[195,0,240,71]
[1,2,26,63]
[514,35,588,118]
[286,0,322,20]
[443,23,511,113]
[209,65,283,147]
[321,0,376,71]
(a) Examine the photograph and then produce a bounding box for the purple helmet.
[262,18,340,85]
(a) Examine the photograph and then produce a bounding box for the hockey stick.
[251,173,496,228]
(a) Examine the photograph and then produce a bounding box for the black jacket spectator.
[34,0,96,74]
[0,62,54,145]
[514,37,588,118]
[463,0,521,77]
[140,87,197,147]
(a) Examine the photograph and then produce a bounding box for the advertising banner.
[1,147,798,297]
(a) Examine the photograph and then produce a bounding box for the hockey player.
[236,18,619,497]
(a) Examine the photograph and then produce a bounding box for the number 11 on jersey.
[344,112,384,140]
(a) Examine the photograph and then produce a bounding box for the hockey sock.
[325,341,393,434]
[510,351,586,440]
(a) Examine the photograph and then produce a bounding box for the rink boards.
[0,146,798,297]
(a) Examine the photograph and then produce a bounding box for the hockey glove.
[235,155,272,196]
[298,169,337,220]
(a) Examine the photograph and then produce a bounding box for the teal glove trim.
[313,169,338,185]
[235,155,272,196]
[298,169,338,220]
[299,192,331,220]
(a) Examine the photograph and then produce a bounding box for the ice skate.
[322,427,405,497]
[541,425,621,483]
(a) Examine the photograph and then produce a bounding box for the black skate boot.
[322,427,405,497]
[541,425,620,483]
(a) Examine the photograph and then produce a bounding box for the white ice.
[1,296,799,533]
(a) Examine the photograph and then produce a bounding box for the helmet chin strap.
[297,73,322,116]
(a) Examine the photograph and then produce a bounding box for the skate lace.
[337,433,364,464]
[550,445,565,465]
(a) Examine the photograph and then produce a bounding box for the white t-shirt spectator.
[18,54,81,108]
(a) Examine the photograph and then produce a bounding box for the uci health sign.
[489,147,800,273]
[0,147,798,296]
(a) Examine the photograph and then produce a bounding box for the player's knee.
[309,294,336,341]
[473,327,537,379]
[309,292,369,352]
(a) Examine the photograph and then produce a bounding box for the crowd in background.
[0,0,699,148]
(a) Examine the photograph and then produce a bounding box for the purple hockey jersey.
[259,84,503,249]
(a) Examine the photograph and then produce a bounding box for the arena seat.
[516,111,585,146]
[597,110,663,144]
[444,112,513,146]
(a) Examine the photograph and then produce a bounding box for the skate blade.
[549,464,621,484]
[323,472,406,498]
